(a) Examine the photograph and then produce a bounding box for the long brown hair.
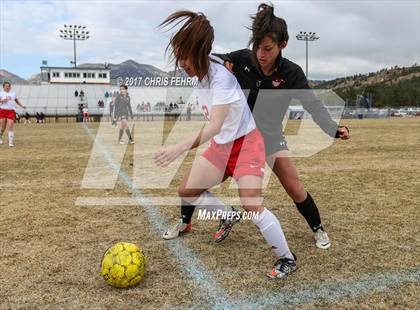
[248,3,289,54]
[159,11,214,80]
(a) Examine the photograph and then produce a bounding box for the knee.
[283,181,306,202]
[242,205,265,214]
[178,185,201,200]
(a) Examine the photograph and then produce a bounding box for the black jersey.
[213,49,338,141]
[114,93,133,118]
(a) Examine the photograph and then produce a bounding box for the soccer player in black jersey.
[180,3,349,249]
[114,85,135,144]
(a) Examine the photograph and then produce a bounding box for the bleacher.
[12,84,111,116]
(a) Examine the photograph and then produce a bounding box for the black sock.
[181,199,195,224]
[118,129,124,141]
[295,192,323,232]
[125,128,132,140]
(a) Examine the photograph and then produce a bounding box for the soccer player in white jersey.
[0,81,26,147]
[155,11,296,279]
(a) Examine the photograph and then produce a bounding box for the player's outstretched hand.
[224,61,234,73]
[336,126,350,140]
[154,144,184,167]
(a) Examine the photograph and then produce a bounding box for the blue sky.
[1,0,419,80]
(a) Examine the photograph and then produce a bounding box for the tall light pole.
[296,31,319,78]
[59,25,90,68]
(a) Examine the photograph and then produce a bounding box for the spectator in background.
[136,103,142,120]
[178,96,185,106]
[15,112,21,123]
[35,112,45,124]
[24,112,31,124]
[83,106,89,122]
[74,90,79,97]
[186,103,192,121]
[110,95,117,128]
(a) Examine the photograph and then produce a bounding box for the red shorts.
[0,109,15,120]
[83,112,89,117]
[202,128,266,181]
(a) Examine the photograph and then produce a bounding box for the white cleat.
[118,140,125,145]
[9,141,15,147]
[0,137,3,145]
[129,140,135,145]
[314,229,331,249]
[162,219,192,240]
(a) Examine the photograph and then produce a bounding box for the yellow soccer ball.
[101,242,146,288]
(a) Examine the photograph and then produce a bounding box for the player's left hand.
[154,144,184,167]
[223,61,234,73]
[336,126,350,140]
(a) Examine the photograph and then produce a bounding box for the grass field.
[1,118,419,309]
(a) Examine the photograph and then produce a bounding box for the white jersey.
[195,57,256,144]
[0,91,18,110]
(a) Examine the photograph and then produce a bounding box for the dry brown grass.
[0,118,419,309]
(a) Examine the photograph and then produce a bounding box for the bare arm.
[154,105,230,167]
[181,105,229,150]
[15,98,26,109]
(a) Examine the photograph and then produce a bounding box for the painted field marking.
[82,123,232,309]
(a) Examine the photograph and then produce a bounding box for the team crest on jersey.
[272,78,285,88]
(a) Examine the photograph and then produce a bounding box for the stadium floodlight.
[59,24,90,68]
[296,31,319,78]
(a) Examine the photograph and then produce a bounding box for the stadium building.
[40,61,110,85]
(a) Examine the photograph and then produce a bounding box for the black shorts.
[115,114,129,120]
[262,133,289,156]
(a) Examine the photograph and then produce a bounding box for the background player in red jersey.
[0,81,26,147]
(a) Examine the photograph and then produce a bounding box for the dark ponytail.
[248,3,289,52]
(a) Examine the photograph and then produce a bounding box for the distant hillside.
[79,60,169,80]
[27,73,42,85]
[314,64,420,107]
[0,69,28,85]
